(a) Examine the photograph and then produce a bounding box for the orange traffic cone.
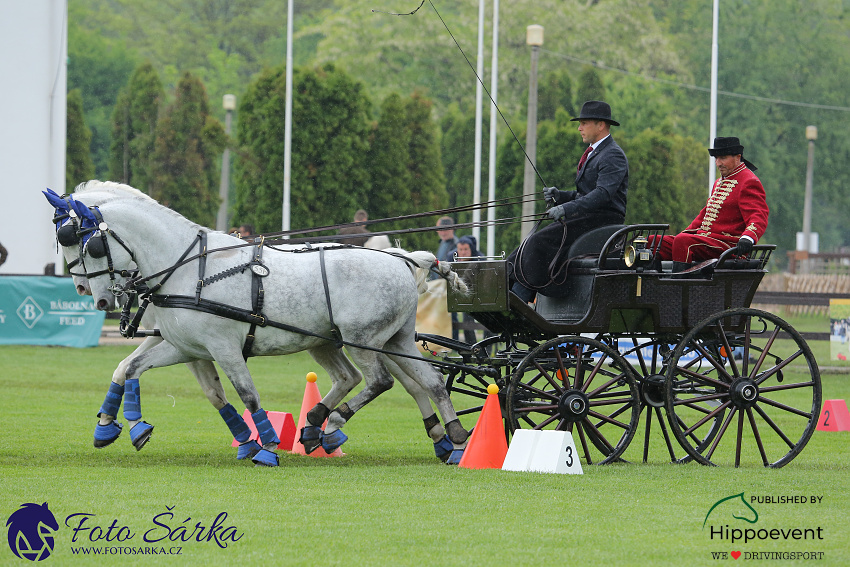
[290,372,344,457]
[458,384,508,469]
[230,410,296,451]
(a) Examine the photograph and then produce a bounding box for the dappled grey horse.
[46,186,470,466]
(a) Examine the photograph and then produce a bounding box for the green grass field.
[1,319,848,565]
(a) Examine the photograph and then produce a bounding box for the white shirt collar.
[589,134,610,152]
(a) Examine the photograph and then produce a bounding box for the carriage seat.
[535,225,626,318]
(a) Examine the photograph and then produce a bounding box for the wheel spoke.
[753,404,796,449]
[683,401,732,437]
[575,422,593,465]
[754,350,804,385]
[705,406,737,461]
[756,396,813,419]
[642,405,652,463]
[746,408,769,466]
[587,408,631,430]
[735,410,745,467]
[531,359,565,395]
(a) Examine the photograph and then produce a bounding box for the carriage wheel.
[664,308,821,468]
[506,336,640,465]
[618,337,724,464]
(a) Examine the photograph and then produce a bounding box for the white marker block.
[502,429,583,475]
[501,429,538,471]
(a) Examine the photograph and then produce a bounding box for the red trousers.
[650,233,735,263]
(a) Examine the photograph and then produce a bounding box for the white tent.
[0,0,66,275]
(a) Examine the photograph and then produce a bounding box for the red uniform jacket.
[683,162,768,246]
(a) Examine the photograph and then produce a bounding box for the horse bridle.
[51,195,138,294]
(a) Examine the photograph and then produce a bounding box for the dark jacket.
[551,135,628,221]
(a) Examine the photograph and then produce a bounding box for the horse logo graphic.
[6,502,59,561]
[703,492,759,528]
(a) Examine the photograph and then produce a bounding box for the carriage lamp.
[624,236,652,268]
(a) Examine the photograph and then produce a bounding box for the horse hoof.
[446,449,464,465]
[321,429,347,453]
[299,426,322,454]
[252,449,280,467]
[93,422,123,448]
[129,421,154,451]
[236,440,262,460]
[433,435,453,462]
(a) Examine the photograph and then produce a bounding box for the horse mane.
[72,180,152,201]
[72,180,210,234]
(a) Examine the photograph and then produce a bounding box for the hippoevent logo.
[6,503,59,561]
[5,503,244,561]
[703,492,826,561]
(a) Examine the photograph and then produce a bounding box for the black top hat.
[708,137,757,171]
[570,101,620,126]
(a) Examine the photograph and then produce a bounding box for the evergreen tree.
[66,89,95,192]
[233,64,371,233]
[440,105,489,228]
[366,93,412,233]
[107,62,164,191]
[575,66,606,107]
[538,70,575,121]
[402,92,448,251]
[149,72,225,227]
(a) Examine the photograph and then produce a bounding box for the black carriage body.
[447,225,769,339]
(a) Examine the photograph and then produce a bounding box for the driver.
[507,101,629,303]
[652,137,768,269]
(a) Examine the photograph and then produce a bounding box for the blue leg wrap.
[219,404,251,443]
[446,449,465,465]
[123,378,142,421]
[98,382,124,418]
[434,435,453,462]
[321,429,348,453]
[236,440,262,460]
[251,409,280,447]
[129,421,154,450]
[299,426,323,454]
[93,421,123,448]
[251,449,280,467]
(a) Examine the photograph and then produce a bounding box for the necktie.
[577,146,592,172]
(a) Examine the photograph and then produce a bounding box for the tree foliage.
[233,64,371,234]
[66,89,95,192]
[108,62,164,191]
[149,72,225,227]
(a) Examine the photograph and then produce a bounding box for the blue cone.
[299,425,323,454]
[321,429,348,453]
[93,421,123,448]
[251,448,280,467]
[236,440,262,460]
[129,421,154,451]
[433,435,453,462]
[446,448,465,465]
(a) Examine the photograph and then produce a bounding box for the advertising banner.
[0,276,104,347]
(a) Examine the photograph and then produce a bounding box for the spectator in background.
[0,241,7,268]
[337,209,370,246]
[431,216,459,282]
[237,224,255,238]
[454,235,483,260]
[453,235,494,345]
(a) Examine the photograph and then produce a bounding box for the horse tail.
[386,249,469,296]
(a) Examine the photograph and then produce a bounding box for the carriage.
[416,223,821,468]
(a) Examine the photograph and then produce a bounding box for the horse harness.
[116,232,346,360]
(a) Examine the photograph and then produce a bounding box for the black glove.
[543,187,559,203]
[547,205,566,221]
[737,236,754,255]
